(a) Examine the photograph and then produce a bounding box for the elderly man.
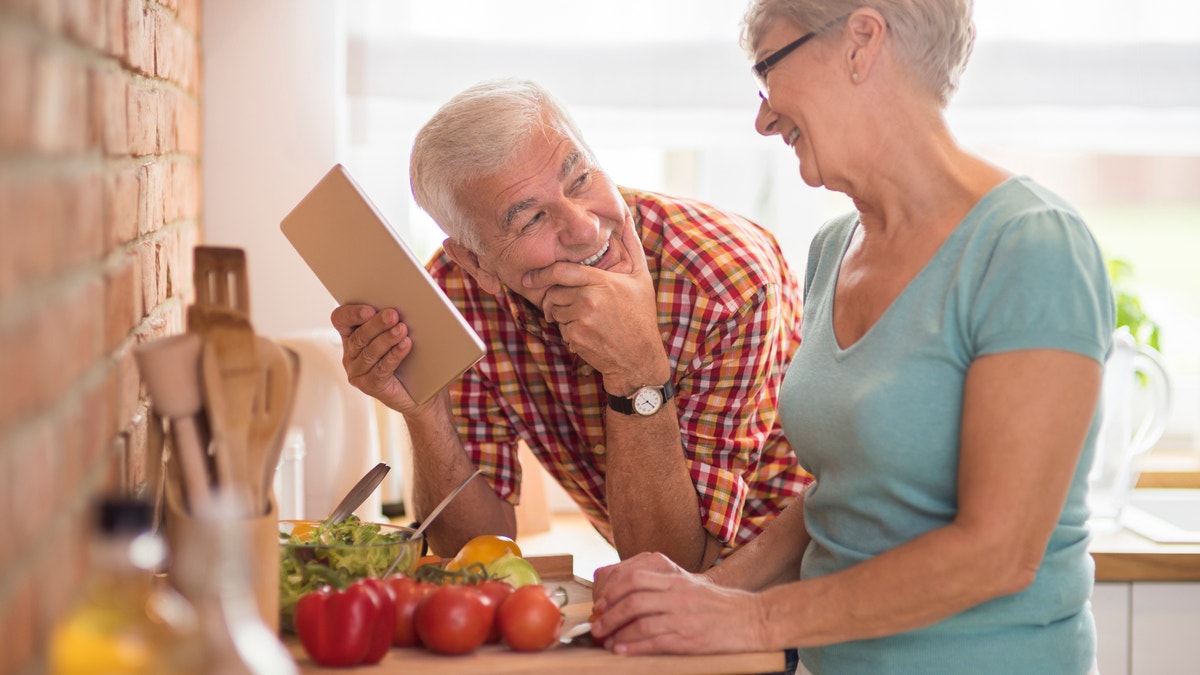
[333,78,809,572]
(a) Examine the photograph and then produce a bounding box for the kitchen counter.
[1090,469,1200,582]
[290,554,784,674]
[1090,522,1200,582]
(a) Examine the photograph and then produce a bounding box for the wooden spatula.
[193,246,251,315]
[247,337,298,515]
[190,304,259,512]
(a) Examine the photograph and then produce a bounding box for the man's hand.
[522,215,669,394]
[330,304,419,413]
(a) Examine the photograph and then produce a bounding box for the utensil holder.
[163,477,281,634]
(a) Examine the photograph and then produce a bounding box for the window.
[341,0,1200,454]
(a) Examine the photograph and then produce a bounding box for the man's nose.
[755,94,780,137]
[559,201,600,244]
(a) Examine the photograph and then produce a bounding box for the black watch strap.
[607,380,676,416]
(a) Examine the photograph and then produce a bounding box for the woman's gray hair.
[740,0,976,107]
[409,78,594,252]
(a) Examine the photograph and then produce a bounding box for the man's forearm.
[604,401,719,572]
[403,392,516,556]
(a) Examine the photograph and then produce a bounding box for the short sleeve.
[969,209,1114,364]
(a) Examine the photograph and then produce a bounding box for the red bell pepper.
[294,578,393,667]
[355,577,397,663]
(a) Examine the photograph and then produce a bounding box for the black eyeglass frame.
[751,31,817,98]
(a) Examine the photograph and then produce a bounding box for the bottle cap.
[96,497,153,535]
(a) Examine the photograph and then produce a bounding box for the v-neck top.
[780,177,1114,674]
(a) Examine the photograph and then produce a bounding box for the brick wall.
[0,1,202,672]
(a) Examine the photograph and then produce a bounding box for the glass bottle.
[49,497,200,675]
[173,492,298,675]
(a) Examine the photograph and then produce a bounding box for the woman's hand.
[590,552,772,656]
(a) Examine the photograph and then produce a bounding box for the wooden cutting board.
[289,554,784,675]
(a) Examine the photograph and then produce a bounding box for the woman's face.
[752,21,839,189]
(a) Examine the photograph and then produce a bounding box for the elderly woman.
[588,1,1114,674]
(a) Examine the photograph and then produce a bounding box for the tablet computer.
[280,164,486,405]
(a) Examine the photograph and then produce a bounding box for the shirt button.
[593,443,606,455]
[578,364,594,376]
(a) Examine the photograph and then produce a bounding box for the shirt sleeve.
[449,368,522,504]
[968,209,1114,364]
[677,280,803,544]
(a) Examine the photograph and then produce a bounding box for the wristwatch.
[607,380,676,417]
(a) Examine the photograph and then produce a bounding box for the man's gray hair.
[409,78,595,252]
[740,0,975,107]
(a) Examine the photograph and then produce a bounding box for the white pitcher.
[1086,327,1172,531]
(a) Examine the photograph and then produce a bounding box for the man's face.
[456,128,634,308]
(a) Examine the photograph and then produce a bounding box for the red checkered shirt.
[427,187,811,555]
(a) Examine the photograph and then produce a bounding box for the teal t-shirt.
[780,177,1114,674]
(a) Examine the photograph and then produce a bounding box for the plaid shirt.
[427,187,811,555]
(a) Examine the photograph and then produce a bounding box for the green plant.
[1107,257,1162,351]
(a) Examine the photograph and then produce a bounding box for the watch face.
[633,387,663,415]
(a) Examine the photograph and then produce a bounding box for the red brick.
[89,365,121,455]
[104,0,128,60]
[121,0,148,74]
[0,173,57,299]
[105,250,140,351]
[42,277,105,404]
[0,308,41,432]
[105,164,139,246]
[0,577,36,673]
[176,94,200,155]
[137,160,164,235]
[156,88,175,154]
[31,48,89,154]
[127,83,158,156]
[153,6,172,81]
[56,169,106,271]
[10,424,53,548]
[64,0,109,54]
[92,68,129,156]
[0,31,34,153]
[177,0,200,35]
[125,411,153,493]
[112,347,142,450]
[137,238,157,311]
[0,449,12,570]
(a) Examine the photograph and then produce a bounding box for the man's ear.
[443,238,502,295]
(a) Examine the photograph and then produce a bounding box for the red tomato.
[473,579,515,643]
[385,575,434,647]
[355,578,397,664]
[415,585,493,655]
[497,585,563,652]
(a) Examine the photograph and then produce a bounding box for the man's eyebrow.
[502,198,537,231]
[559,150,581,181]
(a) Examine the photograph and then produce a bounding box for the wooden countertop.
[1091,466,1200,581]
[1090,525,1200,582]
[290,554,784,674]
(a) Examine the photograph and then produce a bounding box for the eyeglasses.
[751,31,817,100]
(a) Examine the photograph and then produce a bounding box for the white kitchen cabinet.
[1093,582,1130,675]
[1092,581,1200,675]
[1130,583,1200,674]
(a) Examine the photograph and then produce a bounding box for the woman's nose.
[755,94,780,137]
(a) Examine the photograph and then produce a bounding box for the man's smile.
[579,239,610,267]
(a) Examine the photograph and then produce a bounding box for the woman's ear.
[844,7,887,82]
[443,238,502,295]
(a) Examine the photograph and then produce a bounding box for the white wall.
[202,0,345,337]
